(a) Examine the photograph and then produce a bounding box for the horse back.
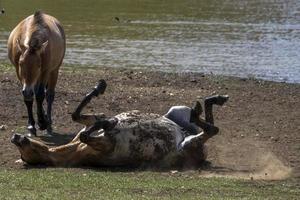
[7,12,66,73]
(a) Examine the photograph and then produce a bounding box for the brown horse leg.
[24,100,36,136]
[35,84,48,131]
[45,71,59,133]
[22,88,36,136]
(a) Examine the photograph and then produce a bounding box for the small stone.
[0,125,7,131]
[15,159,24,164]
[169,93,174,96]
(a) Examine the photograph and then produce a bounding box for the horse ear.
[40,40,48,52]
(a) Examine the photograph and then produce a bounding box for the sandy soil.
[0,67,299,180]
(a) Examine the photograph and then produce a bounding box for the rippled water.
[0,0,299,83]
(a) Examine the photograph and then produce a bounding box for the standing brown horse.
[7,11,65,136]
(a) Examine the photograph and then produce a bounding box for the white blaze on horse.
[11,80,228,168]
[7,11,65,135]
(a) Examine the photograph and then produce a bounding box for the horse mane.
[27,10,48,52]
[33,10,46,27]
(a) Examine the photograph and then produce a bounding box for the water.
[0,0,299,83]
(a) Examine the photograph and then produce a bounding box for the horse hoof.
[27,125,37,136]
[38,120,48,131]
[205,95,229,106]
[216,95,229,106]
[92,79,107,97]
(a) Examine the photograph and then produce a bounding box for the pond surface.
[0,0,299,83]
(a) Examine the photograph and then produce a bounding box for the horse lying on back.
[11,80,228,168]
[7,11,65,136]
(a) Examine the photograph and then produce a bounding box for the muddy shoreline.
[0,67,299,180]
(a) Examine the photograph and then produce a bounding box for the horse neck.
[48,141,96,166]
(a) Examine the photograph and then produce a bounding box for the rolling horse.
[7,11,65,136]
[11,80,228,168]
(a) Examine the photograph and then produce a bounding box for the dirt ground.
[0,67,299,180]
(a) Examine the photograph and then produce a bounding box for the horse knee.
[22,88,34,101]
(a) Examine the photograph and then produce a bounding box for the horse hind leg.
[189,95,228,142]
[179,133,208,168]
[45,71,61,133]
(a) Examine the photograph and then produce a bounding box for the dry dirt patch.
[0,68,299,180]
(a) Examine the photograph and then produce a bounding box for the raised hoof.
[27,125,37,137]
[205,95,229,106]
[11,133,30,146]
[91,79,107,97]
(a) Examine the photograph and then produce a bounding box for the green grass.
[0,169,299,200]
[0,62,13,72]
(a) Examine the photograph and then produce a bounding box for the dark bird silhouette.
[114,17,120,22]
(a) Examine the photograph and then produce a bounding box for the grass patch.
[0,62,13,72]
[0,169,299,199]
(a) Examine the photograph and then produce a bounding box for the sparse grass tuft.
[0,62,13,72]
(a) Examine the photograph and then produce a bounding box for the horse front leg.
[22,88,36,136]
[72,79,107,126]
[35,84,48,131]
